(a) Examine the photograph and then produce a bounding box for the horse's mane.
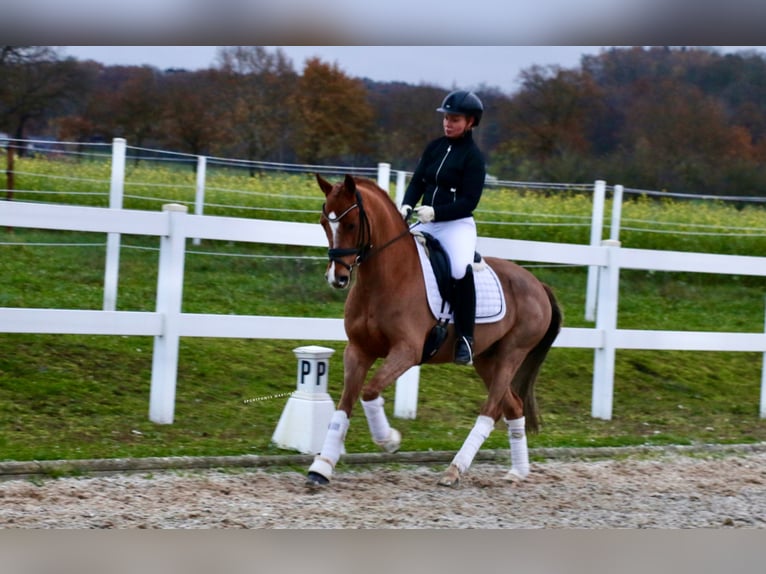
[351,176,410,233]
[352,176,398,208]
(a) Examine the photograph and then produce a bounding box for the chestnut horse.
[307,174,562,487]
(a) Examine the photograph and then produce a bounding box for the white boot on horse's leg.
[504,416,530,482]
[438,415,494,488]
[361,396,401,453]
[307,410,349,486]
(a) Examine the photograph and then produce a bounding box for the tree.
[0,46,88,145]
[215,46,298,164]
[493,65,603,181]
[58,64,164,147]
[158,69,228,156]
[366,82,445,170]
[618,78,754,193]
[290,58,375,164]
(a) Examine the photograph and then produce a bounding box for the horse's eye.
[344,222,356,231]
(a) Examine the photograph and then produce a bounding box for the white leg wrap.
[505,416,530,480]
[452,415,494,473]
[361,396,392,443]
[308,410,348,479]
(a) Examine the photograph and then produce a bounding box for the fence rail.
[2,199,766,423]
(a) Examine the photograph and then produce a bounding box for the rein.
[322,190,411,272]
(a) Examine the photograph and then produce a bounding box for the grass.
[1,157,766,463]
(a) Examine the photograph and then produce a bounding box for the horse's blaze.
[323,211,354,289]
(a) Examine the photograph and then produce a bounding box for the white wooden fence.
[3,199,766,424]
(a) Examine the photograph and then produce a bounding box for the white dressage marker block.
[271,345,339,454]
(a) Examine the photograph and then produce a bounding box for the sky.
[61,46,763,95]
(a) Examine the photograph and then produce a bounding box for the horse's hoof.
[437,464,461,488]
[305,471,330,487]
[376,428,401,453]
[306,457,333,487]
[504,468,528,483]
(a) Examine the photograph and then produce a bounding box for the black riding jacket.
[403,130,486,222]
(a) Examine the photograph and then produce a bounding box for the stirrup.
[454,336,473,365]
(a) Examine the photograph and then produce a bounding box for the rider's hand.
[414,205,435,223]
[399,204,413,221]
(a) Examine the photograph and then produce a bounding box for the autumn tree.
[56,64,165,148]
[617,78,755,193]
[367,82,448,170]
[493,65,603,181]
[0,46,88,145]
[215,46,298,164]
[158,69,228,156]
[290,57,375,164]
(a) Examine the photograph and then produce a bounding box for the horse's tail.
[511,283,562,433]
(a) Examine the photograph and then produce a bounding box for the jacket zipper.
[432,144,451,206]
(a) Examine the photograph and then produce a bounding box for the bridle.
[321,189,412,273]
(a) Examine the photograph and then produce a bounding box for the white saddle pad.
[414,237,506,324]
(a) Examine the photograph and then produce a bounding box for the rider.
[400,90,486,365]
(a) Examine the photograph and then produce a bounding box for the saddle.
[416,231,459,306]
[413,231,491,364]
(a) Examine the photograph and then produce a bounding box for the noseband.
[321,189,411,273]
[322,190,372,272]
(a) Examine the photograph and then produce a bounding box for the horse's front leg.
[306,344,373,487]
[358,342,420,454]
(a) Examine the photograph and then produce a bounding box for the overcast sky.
[62,46,763,95]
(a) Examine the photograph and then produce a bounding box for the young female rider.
[400,90,486,365]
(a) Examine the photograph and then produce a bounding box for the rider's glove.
[414,205,435,223]
[399,204,413,221]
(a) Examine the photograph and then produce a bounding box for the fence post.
[584,180,606,322]
[5,144,14,201]
[761,297,766,419]
[149,203,189,424]
[591,239,621,420]
[103,137,126,311]
[395,170,407,206]
[192,155,207,246]
[610,184,624,242]
[377,162,391,193]
[394,366,420,419]
[392,167,420,418]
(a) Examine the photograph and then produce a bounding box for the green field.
[1,156,766,463]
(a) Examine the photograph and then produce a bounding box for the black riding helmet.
[436,90,484,126]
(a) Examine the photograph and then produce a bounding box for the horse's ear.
[343,174,357,196]
[316,174,333,197]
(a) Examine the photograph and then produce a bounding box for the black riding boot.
[453,266,476,365]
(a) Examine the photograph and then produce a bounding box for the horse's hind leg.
[501,388,530,482]
[437,413,495,487]
[437,350,528,488]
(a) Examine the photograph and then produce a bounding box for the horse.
[307,174,562,488]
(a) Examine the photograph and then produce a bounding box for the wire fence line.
[622,185,766,204]
[3,137,766,246]
[0,238,329,262]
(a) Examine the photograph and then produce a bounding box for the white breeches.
[418,217,477,279]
